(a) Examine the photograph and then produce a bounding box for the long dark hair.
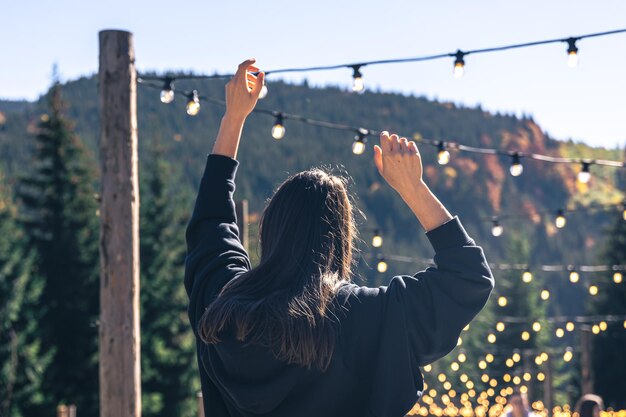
[198,166,362,371]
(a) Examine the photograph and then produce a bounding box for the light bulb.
[521,331,530,341]
[453,50,465,78]
[564,348,573,362]
[186,90,200,116]
[589,285,598,296]
[259,83,268,99]
[556,328,565,338]
[491,220,503,237]
[372,229,383,248]
[577,162,591,184]
[614,271,623,284]
[555,210,567,228]
[351,65,365,93]
[566,322,575,332]
[160,78,175,104]
[510,153,524,176]
[436,141,450,165]
[352,129,368,155]
[540,289,550,300]
[522,269,533,283]
[498,296,507,307]
[566,38,579,68]
[532,321,542,332]
[496,322,505,332]
[271,114,285,139]
[569,270,579,283]
[377,257,388,273]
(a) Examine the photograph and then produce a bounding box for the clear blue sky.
[3,0,626,149]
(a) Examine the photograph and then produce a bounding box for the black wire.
[137,79,626,169]
[137,28,626,80]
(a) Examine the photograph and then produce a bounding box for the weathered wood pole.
[98,30,141,417]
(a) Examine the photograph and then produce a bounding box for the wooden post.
[235,200,249,252]
[98,30,141,417]
[197,392,204,417]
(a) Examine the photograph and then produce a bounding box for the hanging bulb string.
[486,201,624,223]
[477,314,626,325]
[137,79,626,169]
[364,250,626,274]
[137,27,626,82]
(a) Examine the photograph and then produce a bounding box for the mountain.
[0,74,623,297]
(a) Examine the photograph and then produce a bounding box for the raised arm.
[211,58,265,159]
[338,132,494,417]
[184,59,265,336]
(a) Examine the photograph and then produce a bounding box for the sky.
[2,0,626,149]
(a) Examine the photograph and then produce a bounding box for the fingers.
[373,145,383,175]
[235,58,257,82]
[250,72,265,98]
[379,131,417,156]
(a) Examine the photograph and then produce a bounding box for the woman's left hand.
[224,58,265,122]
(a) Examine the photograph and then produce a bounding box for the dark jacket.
[184,153,494,417]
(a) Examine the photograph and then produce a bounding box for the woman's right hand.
[373,131,424,198]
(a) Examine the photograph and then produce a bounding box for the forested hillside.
[1,74,625,412]
[1,74,622,283]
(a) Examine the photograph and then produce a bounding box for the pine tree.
[591,211,626,409]
[0,171,50,417]
[139,141,198,417]
[17,83,100,417]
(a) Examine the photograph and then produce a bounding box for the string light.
[577,161,591,184]
[569,269,580,283]
[496,322,506,332]
[351,65,365,93]
[352,128,368,155]
[522,269,533,283]
[453,50,465,78]
[532,321,542,332]
[521,331,530,341]
[566,322,575,332]
[564,347,574,362]
[271,113,286,139]
[139,80,626,174]
[185,90,200,116]
[555,210,567,228]
[589,285,599,296]
[555,328,564,338]
[372,229,383,248]
[599,321,608,331]
[566,37,579,68]
[491,219,503,237]
[509,153,524,177]
[160,77,174,103]
[487,333,497,344]
[614,271,623,284]
[436,141,450,165]
[498,296,508,307]
[592,324,600,334]
[540,289,550,300]
[377,256,388,273]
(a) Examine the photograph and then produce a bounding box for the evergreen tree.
[17,83,100,417]
[0,172,50,417]
[139,141,198,417]
[591,212,626,408]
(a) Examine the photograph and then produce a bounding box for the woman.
[184,58,494,417]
